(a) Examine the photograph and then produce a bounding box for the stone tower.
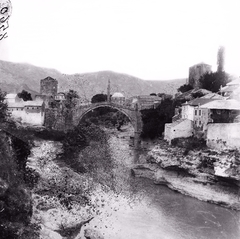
[40,76,58,96]
[187,63,212,89]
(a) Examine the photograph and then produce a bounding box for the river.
[83,125,240,239]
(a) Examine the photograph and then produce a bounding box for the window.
[199,110,201,116]
[195,110,197,116]
[199,120,201,125]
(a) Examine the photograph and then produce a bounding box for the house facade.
[126,95,162,110]
[7,100,45,125]
[164,119,193,143]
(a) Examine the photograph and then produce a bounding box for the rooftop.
[7,100,44,108]
[112,92,124,98]
[5,93,18,99]
[190,62,212,68]
[200,99,240,110]
[186,98,216,106]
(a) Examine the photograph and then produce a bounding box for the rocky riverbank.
[27,140,106,239]
[132,139,240,210]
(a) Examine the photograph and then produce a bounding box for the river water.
[85,126,240,239]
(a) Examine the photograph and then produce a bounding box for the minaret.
[107,79,111,102]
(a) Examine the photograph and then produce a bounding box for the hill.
[0,60,186,99]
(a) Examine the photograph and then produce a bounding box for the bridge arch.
[73,102,143,148]
[77,104,136,129]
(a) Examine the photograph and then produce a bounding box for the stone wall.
[164,119,193,143]
[207,123,240,150]
[10,108,45,126]
[44,108,74,131]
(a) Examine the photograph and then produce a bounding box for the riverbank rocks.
[0,178,8,197]
[132,140,240,210]
[84,228,104,239]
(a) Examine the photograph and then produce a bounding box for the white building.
[6,96,45,126]
[4,93,22,104]
[111,92,125,105]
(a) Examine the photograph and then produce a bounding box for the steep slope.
[0,60,185,99]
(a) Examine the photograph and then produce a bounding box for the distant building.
[126,95,162,110]
[221,78,240,100]
[36,76,59,108]
[55,92,66,102]
[40,76,58,96]
[187,63,212,88]
[111,92,125,105]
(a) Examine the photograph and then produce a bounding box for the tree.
[91,94,107,103]
[65,90,79,108]
[141,98,175,139]
[177,84,193,93]
[0,89,8,123]
[199,71,230,93]
[217,46,225,72]
[17,90,32,101]
[157,93,173,100]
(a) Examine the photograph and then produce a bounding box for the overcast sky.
[0,0,240,80]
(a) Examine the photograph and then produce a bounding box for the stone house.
[111,92,125,105]
[55,92,66,102]
[221,78,240,100]
[207,123,240,150]
[126,95,162,110]
[7,100,45,125]
[195,99,240,141]
[164,93,225,142]
[164,119,193,143]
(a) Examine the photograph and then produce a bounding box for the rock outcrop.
[132,140,240,210]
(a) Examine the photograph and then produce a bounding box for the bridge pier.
[134,131,141,149]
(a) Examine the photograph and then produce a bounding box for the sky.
[0,0,240,80]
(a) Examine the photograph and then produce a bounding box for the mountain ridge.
[0,60,186,99]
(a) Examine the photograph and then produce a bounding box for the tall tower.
[107,79,111,102]
[40,76,58,96]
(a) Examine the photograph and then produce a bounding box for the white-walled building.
[6,96,45,126]
[4,93,23,104]
[111,92,125,105]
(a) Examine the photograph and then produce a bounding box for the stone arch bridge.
[72,102,143,146]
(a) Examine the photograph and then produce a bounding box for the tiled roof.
[5,93,18,99]
[199,99,240,110]
[7,102,25,108]
[7,100,44,108]
[221,85,240,92]
[24,100,44,106]
[200,93,225,99]
[188,98,216,106]
[176,88,212,99]
[226,78,240,86]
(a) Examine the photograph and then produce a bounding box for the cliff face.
[132,140,240,210]
[0,130,36,239]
